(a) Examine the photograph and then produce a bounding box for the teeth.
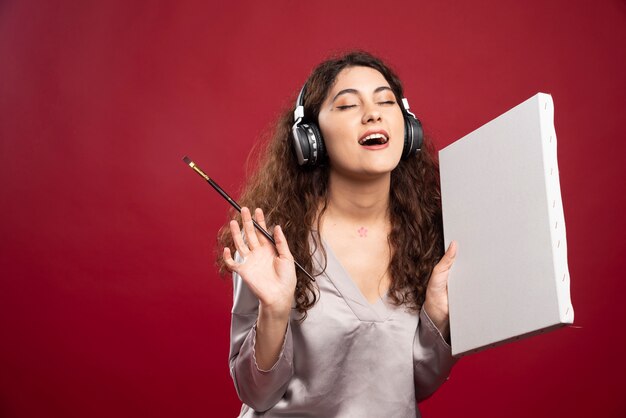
[359,133,388,145]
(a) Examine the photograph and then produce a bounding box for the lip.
[358,129,390,144]
[358,129,390,151]
[361,142,390,150]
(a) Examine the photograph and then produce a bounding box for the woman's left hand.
[423,241,457,336]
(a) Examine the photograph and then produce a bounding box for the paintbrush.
[182,156,315,282]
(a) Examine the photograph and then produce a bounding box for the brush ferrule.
[191,164,210,181]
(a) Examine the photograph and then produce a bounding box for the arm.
[413,241,458,401]
[413,307,456,401]
[229,268,294,411]
[224,208,297,411]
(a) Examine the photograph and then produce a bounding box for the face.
[317,66,405,179]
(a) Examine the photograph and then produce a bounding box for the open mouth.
[358,133,389,146]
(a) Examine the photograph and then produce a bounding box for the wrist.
[255,303,290,371]
[423,299,449,333]
[259,301,291,323]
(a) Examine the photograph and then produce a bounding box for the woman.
[218,51,457,417]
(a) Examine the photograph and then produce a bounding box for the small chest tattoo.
[357,227,368,237]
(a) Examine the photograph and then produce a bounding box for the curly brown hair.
[216,50,444,319]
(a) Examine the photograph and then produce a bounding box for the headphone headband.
[293,85,306,123]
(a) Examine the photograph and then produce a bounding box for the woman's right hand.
[223,207,297,318]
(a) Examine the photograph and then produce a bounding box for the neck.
[324,171,391,225]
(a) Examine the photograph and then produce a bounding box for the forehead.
[327,66,390,96]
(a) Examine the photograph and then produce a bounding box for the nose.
[361,101,382,124]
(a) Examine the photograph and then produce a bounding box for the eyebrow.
[331,86,394,102]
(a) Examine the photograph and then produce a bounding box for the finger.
[229,219,250,257]
[254,208,272,245]
[433,241,457,274]
[241,207,261,250]
[273,225,294,261]
[223,247,239,272]
[445,240,457,260]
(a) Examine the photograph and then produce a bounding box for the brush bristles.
[182,156,193,165]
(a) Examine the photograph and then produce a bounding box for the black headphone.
[291,84,423,167]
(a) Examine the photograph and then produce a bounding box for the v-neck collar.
[317,236,394,323]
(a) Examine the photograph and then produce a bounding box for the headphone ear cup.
[402,115,423,159]
[292,124,312,166]
[293,122,325,166]
[308,123,325,165]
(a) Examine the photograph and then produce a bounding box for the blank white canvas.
[439,93,574,357]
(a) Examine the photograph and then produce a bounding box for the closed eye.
[336,104,357,110]
[379,100,396,105]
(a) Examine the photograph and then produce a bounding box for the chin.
[358,161,401,178]
[367,155,402,172]
[330,151,403,179]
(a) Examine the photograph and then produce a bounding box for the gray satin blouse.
[229,239,456,417]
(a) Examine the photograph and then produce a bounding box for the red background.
[1,1,625,417]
